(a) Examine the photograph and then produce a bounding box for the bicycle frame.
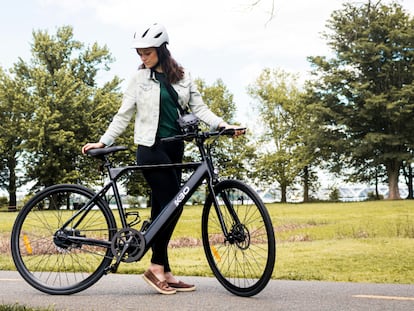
[59,134,236,266]
[112,160,214,249]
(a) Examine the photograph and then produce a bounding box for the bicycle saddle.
[87,146,128,158]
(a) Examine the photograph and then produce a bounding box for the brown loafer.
[143,270,176,295]
[167,280,196,292]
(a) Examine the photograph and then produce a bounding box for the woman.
[82,23,243,295]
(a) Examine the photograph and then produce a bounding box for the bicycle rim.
[202,179,276,297]
[11,184,116,295]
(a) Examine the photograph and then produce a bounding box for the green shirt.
[155,72,181,138]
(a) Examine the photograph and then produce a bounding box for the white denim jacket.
[100,68,224,147]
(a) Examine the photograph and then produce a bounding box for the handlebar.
[85,128,246,160]
[160,127,246,143]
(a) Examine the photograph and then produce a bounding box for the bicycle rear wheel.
[11,184,116,295]
[202,179,276,297]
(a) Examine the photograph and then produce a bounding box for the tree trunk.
[407,165,413,199]
[280,184,287,203]
[386,159,401,200]
[7,155,17,210]
[303,166,309,202]
[374,170,380,199]
[403,162,413,199]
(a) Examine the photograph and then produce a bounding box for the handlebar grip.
[220,127,247,136]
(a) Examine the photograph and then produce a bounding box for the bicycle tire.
[202,179,276,297]
[11,184,117,295]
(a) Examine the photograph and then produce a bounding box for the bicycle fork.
[208,182,246,246]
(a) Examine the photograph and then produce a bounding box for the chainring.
[111,228,146,263]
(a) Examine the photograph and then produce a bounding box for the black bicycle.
[11,127,276,297]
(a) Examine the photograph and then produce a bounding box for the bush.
[0,197,8,209]
[329,187,340,202]
[366,191,384,201]
[0,197,9,211]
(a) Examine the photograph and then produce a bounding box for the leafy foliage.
[0,63,35,207]
[0,26,127,201]
[19,26,124,189]
[193,79,255,180]
[247,68,322,202]
[307,1,414,199]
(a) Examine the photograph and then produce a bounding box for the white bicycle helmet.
[131,23,169,48]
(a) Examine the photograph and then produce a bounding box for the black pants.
[136,139,184,273]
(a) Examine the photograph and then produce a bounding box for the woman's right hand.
[82,142,105,154]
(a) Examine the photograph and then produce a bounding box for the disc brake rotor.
[233,223,250,250]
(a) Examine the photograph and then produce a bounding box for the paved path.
[1,271,414,311]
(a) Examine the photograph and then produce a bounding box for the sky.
[1,0,413,195]
[1,0,413,125]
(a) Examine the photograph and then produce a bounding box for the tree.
[12,26,125,190]
[248,68,320,202]
[307,1,414,199]
[0,67,33,208]
[194,79,255,181]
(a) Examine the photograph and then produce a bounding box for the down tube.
[143,162,208,248]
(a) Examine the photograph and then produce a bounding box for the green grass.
[1,200,413,284]
[0,304,54,311]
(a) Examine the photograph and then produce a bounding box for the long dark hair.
[157,43,184,84]
[139,43,184,84]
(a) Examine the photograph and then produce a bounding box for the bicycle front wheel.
[11,184,116,295]
[202,179,276,297]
